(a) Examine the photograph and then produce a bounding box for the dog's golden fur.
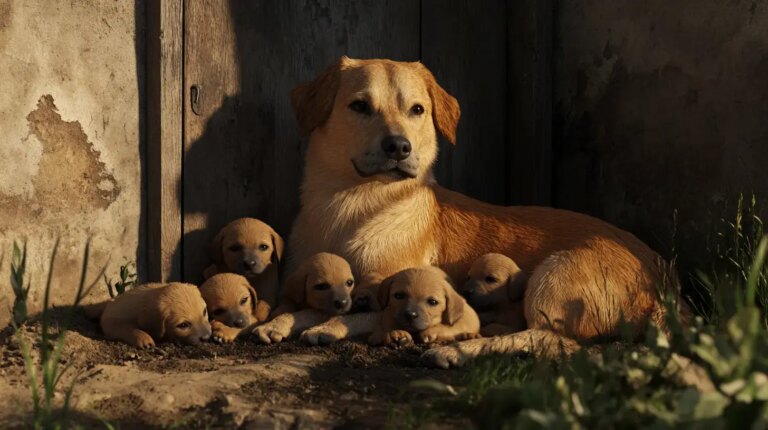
[252,253,356,344]
[287,57,673,363]
[199,273,265,343]
[204,217,283,319]
[87,283,212,348]
[461,253,527,337]
[369,266,480,346]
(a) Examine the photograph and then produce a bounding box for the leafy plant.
[16,239,105,430]
[10,240,32,327]
[103,261,137,298]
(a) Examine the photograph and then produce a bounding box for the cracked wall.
[0,0,144,325]
[554,0,768,271]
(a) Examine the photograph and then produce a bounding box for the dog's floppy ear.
[140,305,167,340]
[291,56,349,136]
[245,280,259,316]
[377,276,395,310]
[270,229,285,264]
[280,272,307,308]
[506,270,527,302]
[442,282,465,326]
[209,228,226,265]
[421,65,461,145]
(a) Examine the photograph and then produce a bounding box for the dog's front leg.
[302,312,381,346]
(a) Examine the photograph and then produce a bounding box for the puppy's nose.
[334,298,349,310]
[233,318,247,328]
[404,310,418,321]
[381,136,412,161]
[243,260,258,270]
[200,327,212,342]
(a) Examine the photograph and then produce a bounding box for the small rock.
[160,393,175,405]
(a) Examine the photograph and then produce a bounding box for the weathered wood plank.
[421,0,509,205]
[507,0,553,205]
[182,0,419,282]
[146,0,183,282]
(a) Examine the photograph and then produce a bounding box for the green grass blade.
[746,235,768,307]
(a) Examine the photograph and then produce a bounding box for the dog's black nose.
[334,299,349,309]
[404,310,418,321]
[381,136,412,161]
[243,260,257,270]
[234,318,247,328]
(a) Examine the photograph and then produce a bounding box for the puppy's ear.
[140,306,167,340]
[291,56,349,136]
[506,270,527,302]
[442,284,465,326]
[246,282,259,316]
[377,276,395,309]
[280,272,307,308]
[270,229,285,264]
[209,228,226,265]
[420,65,461,145]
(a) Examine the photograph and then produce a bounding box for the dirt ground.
[0,310,470,429]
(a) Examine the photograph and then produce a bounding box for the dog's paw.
[134,332,156,349]
[385,330,413,346]
[251,323,288,344]
[300,327,340,346]
[422,345,469,369]
[211,321,238,344]
[456,332,483,341]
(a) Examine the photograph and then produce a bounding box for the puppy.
[252,253,355,344]
[369,266,480,346]
[461,253,527,336]
[204,217,283,321]
[90,283,211,348]
[199,273,261,343]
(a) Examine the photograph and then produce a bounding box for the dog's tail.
[81,301,109,321]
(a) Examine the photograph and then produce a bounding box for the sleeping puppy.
[90,283,212,348]
[252,253,355,344]
[204,217,283,321]
[369,266,480,346]
[461,253,527,337]
[199,273,261,343]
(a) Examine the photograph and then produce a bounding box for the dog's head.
[210,218,284,279]
[291,57,460,183]
[461,253,526,309]
[198,273,257,328]
[378,266,466,331]
[281,253,355,315]
[151,283,212,345]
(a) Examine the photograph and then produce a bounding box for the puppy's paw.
[251,323,289,344]
[422,345,469,369]
[300,328,339,346]
[211,321,239,344]
[134,332,156,349]
[384,330,413,346]
[456,332,483,341]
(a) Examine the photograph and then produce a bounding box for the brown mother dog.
[288,57,676,367]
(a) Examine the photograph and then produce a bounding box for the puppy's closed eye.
[314,283,331,291]
[240,296,249,305]
[228,244,243,252]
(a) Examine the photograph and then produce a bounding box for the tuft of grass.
[10,240,32,327]
[15,239,106,430]
[103,261,137,298]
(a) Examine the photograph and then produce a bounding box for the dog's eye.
[240,296,249,305]
[427,297,439,306]
[313,283,331,291]
[213,309,226,316]
[176,321,191,330]
[258,244,269,251]
[393,292,407,300]
[345,279,354,287]
[485,276,498,283]
[349,100,371,114]
[228,244,243,252]
[410,104,425,115]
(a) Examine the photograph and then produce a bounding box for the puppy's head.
[281,253,355,315]
[461,253,525,309]
[199,273,257,328]
[291,57,461,184]
[210,218,284,278]
[378,266,465,331]
[153,283,212,345]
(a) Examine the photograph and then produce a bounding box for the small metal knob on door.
[190,84,202,115]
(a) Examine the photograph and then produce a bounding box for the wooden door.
[177,0,551,282]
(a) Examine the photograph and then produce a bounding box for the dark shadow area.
[135,0,148,283]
